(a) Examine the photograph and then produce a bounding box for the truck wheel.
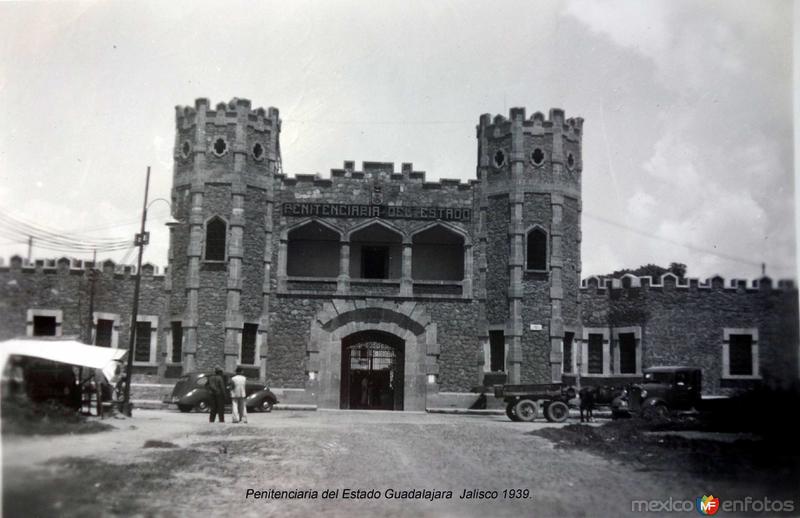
[514,399,538,422]
[545,401,569,423]
[177,404,192,413]
[505,403,521,422]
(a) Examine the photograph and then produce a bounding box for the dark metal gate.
[340,330,404,410]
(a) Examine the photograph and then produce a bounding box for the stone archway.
[306,300,439,411]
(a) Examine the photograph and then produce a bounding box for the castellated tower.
[169,98,280,376]
[478,108,583,384]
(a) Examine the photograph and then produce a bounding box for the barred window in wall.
[526,228,547,270]
[96,319,114,347]
[33,316,57,336]
[618,333,636,374]
[729,334,753,376]
[563,332,574,374]
[587,333,604,374]
[134,322,152,363]
[171,322,183,363]
[241,323,258,365]
[205,217,227,261]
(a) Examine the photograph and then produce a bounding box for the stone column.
[223,182,245,372]
[549,193,565,382]
[400,240,413,296]
[260,201,274,381]
[476,115,491,384]
[337,240,350,294]
[506,108,526,384]
[260,108,280,380]
[462,243,473,298]
[277,237,288,292]
[184,186,203,374]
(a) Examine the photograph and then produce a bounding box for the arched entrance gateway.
[340,330,404,410]
[308,301,438,412]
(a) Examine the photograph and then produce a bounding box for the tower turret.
[169,98,281,375]
[478,107,583,384]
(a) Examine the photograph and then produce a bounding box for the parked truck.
[611,366,702,419]
[494,383,577,422]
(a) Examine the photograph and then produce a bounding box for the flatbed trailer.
[494,383,577,422]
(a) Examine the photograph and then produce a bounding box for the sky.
[0,0,796,281]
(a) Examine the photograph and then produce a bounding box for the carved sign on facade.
[281,202,472,222]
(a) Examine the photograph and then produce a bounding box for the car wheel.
[259,399,274,413]
[545,401,569,423]
[643,403,669,421]
[196,400,210,413]
[514,399,538,422]
[177,404,192,413]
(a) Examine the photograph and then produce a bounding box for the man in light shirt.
[230,367,248,424]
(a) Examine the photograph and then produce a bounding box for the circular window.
[566,152,576,169]
[531,148,545,166]
[251,142,265,161]
[180,140,192,159]
[212,137,228,157]
[493,149,506,168]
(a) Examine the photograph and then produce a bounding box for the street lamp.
[121,169,180,416]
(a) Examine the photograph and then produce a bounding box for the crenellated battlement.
[581,273,796,293]
[276,161,477,191]
[477,107,583,139]
[1,255,166,278]
[175,97,280,131]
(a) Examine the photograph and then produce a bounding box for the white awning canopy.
[0,338,128,383]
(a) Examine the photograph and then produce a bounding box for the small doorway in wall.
[361,246,389,279]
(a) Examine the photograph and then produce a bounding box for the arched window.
[287,221,341,277]
[350,223,403,279]
[205,216,227,261]
[411,224,465,281]
[526,227,547,271]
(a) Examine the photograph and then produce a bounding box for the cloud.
[564,0,672,58]
[566,0,794,280]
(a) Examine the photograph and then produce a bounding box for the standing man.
[230,367,248,424]
[207,367,227,423]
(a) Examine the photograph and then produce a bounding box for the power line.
[0,210,131,245]
[284,119,472,125]
[0,209,133,253]
[583,211,766,268]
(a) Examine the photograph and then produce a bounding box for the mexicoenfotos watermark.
[631,495,796,514]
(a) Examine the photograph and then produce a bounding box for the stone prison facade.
[1,98,797,410]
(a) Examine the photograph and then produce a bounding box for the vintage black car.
[165,371,279,413]
[611,366,702,419]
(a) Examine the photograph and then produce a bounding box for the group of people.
[206,367,248,424]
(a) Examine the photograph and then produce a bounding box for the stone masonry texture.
[0,100,797,410]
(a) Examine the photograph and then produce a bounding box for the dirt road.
[1,409,784,517]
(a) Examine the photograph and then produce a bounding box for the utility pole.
[122,166,151,417]
[27,236,32,262]
[87,249,97,344]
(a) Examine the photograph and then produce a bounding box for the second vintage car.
[165,371,279,413]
